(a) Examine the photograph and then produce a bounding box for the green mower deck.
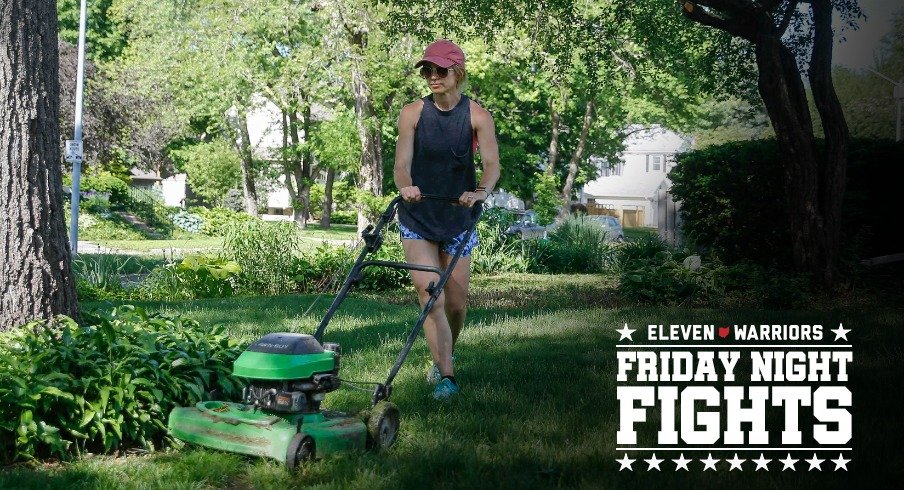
[168,401,366,467]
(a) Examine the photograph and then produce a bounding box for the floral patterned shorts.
[399,223,479,257]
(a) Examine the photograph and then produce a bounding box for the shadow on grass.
[34,292,904,488]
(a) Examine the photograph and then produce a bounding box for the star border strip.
[616,452,851,471]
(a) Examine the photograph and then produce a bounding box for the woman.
[393,39,501,400]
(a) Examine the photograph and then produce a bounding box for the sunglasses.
[419,64,451,79]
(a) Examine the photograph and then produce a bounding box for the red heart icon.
[718,326,730,338]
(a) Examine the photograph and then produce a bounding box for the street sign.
[65,139,83,164]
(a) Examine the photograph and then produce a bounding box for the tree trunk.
[229,104,259,217]
[755,33,836,284]
[280,108,303,223]
[1,0,80,330]
[808,0,848,285]
[545,97,561,177]
[287,105,309,227]
[321,166,335,228]
[560,99,595,212]
[349,31,383,233]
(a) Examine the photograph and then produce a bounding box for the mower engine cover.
[234,333,341,413]
[233,333,337,379]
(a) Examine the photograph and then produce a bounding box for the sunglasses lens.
[420,65,449,78]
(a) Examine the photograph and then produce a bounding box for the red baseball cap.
[414,39,465,69]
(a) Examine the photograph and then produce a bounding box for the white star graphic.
[644,453,663,471]
[780,453,798,471]
[616,453,635,471]
[701,453,719,471]
[831,323,851,341]
[831,453,851,471]
[752,453,772,471]
[806,453,824,471]
[616,323,636,341]
[726,453,746,471]
[672,453,691,471]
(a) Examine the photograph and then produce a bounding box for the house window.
[601,162,624,177]
[647,154,664,172]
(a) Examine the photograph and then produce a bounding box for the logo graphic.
[614,322,853,472]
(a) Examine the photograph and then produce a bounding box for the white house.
[579,126,692,227]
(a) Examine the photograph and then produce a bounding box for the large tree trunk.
[1,0,80,330]
[755,35,827,280]
[560,99,595,211]
[349,31,383,233]
[808,0,848,285]
[228,104,259,217]
[287,103,310,227]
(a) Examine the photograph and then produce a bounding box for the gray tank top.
[398,94,477,241]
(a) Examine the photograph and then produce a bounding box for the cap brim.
[414,56,456,68]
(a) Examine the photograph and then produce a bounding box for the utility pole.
[867,67,903,142]
[66,0,88,254]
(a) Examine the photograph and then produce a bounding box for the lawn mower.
[168,195,483,469]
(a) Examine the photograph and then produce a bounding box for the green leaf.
[41,386,74,400]
[80,410,97,428]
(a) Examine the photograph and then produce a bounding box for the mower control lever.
[372,383,392,405]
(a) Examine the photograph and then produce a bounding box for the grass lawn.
[88,224,358,256]
[1,273,901,488]
[624,226,658,241]
[300,223,359,241]
[91,237,225,253]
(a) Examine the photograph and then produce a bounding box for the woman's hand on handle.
[400,186,422,203]
[458,190,487,208]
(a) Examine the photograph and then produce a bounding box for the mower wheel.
[286,433,315,471]
[367,401,400,451]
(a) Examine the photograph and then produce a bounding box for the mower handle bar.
[311,193,484,405]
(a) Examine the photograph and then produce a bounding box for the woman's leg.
[439,253,471,347]
[402,238,455,377]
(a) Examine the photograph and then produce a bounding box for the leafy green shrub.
[171,210,203,233]
[617,250,811,308]
[471,208,529,274]
[292,244,355,292]
[195,207,256,236]
[72,254,133,301]
[669,139,787,265]
[612,234,671,272]
[0,308,245,462]
[618,251,707,305]
[80,191,111,214]
[73,172,131,208]
[530,216,617,273]
[358,229,409,290]
[222,189,245,211]
[329,210,356,225]
[531,174,563,225]
[139,255,241,300]
[129,199,175,236]
[222,221,300,295]
[78,212,148,241]
[670,138,904,266]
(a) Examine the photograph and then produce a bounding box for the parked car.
[585,215,625,243]
[504,210,548,239]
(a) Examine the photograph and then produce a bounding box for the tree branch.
[681,2,757,42]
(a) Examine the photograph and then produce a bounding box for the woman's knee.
[416,287,445,309]
[444,296,467,318]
